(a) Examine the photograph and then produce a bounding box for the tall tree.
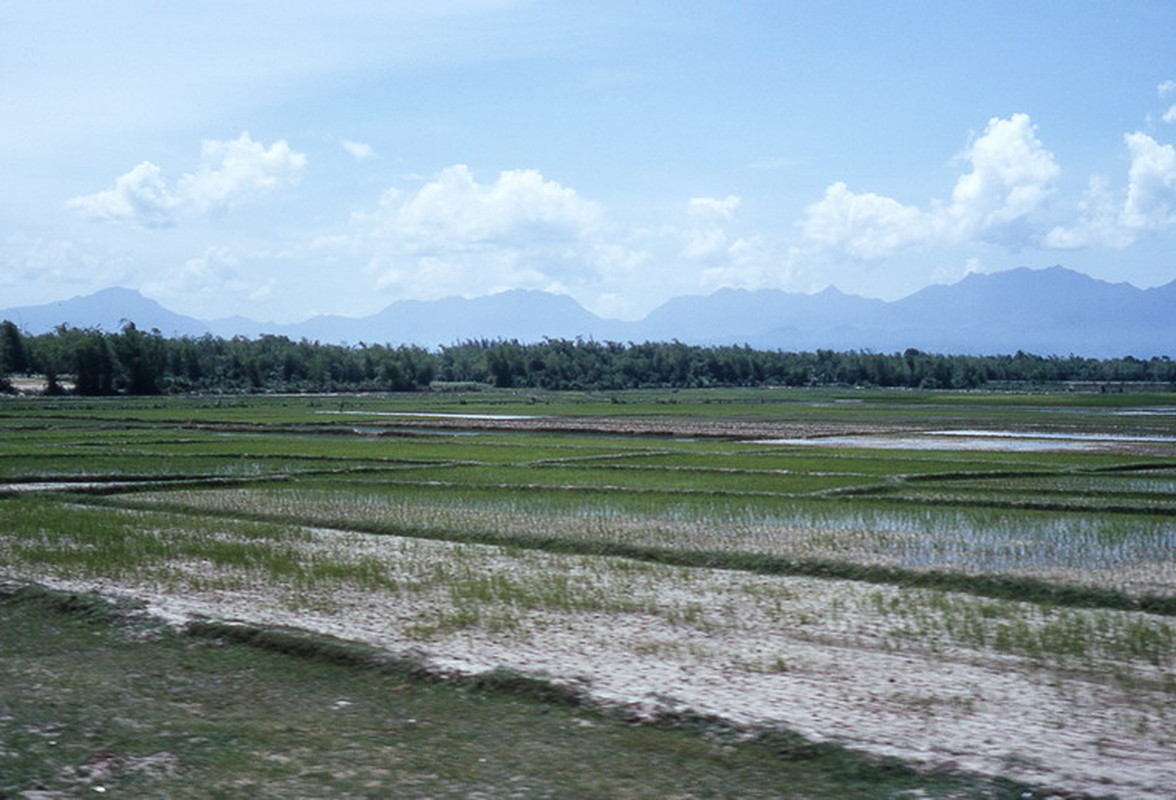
[110,322,166,394]
[0,320,29,375]
[68,328,116,395]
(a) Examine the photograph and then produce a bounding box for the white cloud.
[341,139,375,160]
[66,161,180,228]
[344,165,608,301]
[680,226,730,262]
[1122,132,1176,232]
[69,132,306,227]
[140,246,285,316]
[931,256,987,287]
[142,247,240,301]
[361,164,603,248]
[1154,82,1176,125]
[800,114,1059,258]
[321,167,774,318]
[1041,176,1131,249]
[688,194,741,219]
[698,235,779,292]
[681,195,744,263]
[667,196,784,293]
[176,247,241,290]
[801,182,932,259]
[1045,132,1176,248]
[946,113,1060,244]
[177,133,306,215]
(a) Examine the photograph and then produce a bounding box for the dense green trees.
[2,321,1174,395]
[0,321,26,392]
[0,321,28,375]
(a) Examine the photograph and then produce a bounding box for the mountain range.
[2,266,1173,358]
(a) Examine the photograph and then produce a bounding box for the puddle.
[0,480,151,493]
[752,429,1176,452]
[936,429,1176,444]
[318,411,542,421]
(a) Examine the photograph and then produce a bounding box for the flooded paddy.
[755,428,1176,452]
[4,389,1175,798]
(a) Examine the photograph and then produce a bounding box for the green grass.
[0,496,310,580]
[364,462,884,494]
[108,471,1176,601]
[868,588,1176,667]
[2,387,1174,796]
[0,586,1035,799]
[4,384,1174,424]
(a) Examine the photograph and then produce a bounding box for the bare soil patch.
[11,522,1174,800]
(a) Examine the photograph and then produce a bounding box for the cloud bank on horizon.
[2,2,1175,323]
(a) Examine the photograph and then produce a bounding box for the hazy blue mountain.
[3,267,1173,357]
[638,285,889,345]
[682,267,1175,357]
[872,267,1155,356]
[251,290,625,346]
[205,315,276,340]
[0,287,209,337]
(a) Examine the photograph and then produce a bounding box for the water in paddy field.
[753,430,1176,452]
[757,505,1176,573]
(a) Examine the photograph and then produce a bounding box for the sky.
[3,1,1176,323]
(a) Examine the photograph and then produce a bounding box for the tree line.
[2,320,1174,395]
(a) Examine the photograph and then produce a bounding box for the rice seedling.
[857,586,1175,674]
[4,389,1176,798]
[117,481,1176,608]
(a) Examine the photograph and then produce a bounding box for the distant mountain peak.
[88,286,149,300]
[2,266,1172,357]
[0,286,208,337]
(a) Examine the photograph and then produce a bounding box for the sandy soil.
[11,524,1174,800]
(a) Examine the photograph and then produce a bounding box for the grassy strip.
[184,621,591,708]
[0,583,1045,800]
[183,619,435,676]
[93,494,1176,616]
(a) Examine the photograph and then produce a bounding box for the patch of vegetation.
[111,483,1176,614]
[1,388,1173,797]
[0,586,1039,799]
[6,318,1176,394]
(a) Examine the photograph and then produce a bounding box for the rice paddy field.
[2,386,1175,798]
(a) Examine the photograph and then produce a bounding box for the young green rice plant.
[297,553,400,592]
[35,394,1171,617]
[860,586,1175,676]
[0,496,389,595]
[119,483,1176,607]
[1,497,176,578]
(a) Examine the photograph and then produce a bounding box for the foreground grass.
[2,388,1174,797]
[0,586,1031,799]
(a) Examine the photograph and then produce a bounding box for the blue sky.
[3,1,1175,322]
